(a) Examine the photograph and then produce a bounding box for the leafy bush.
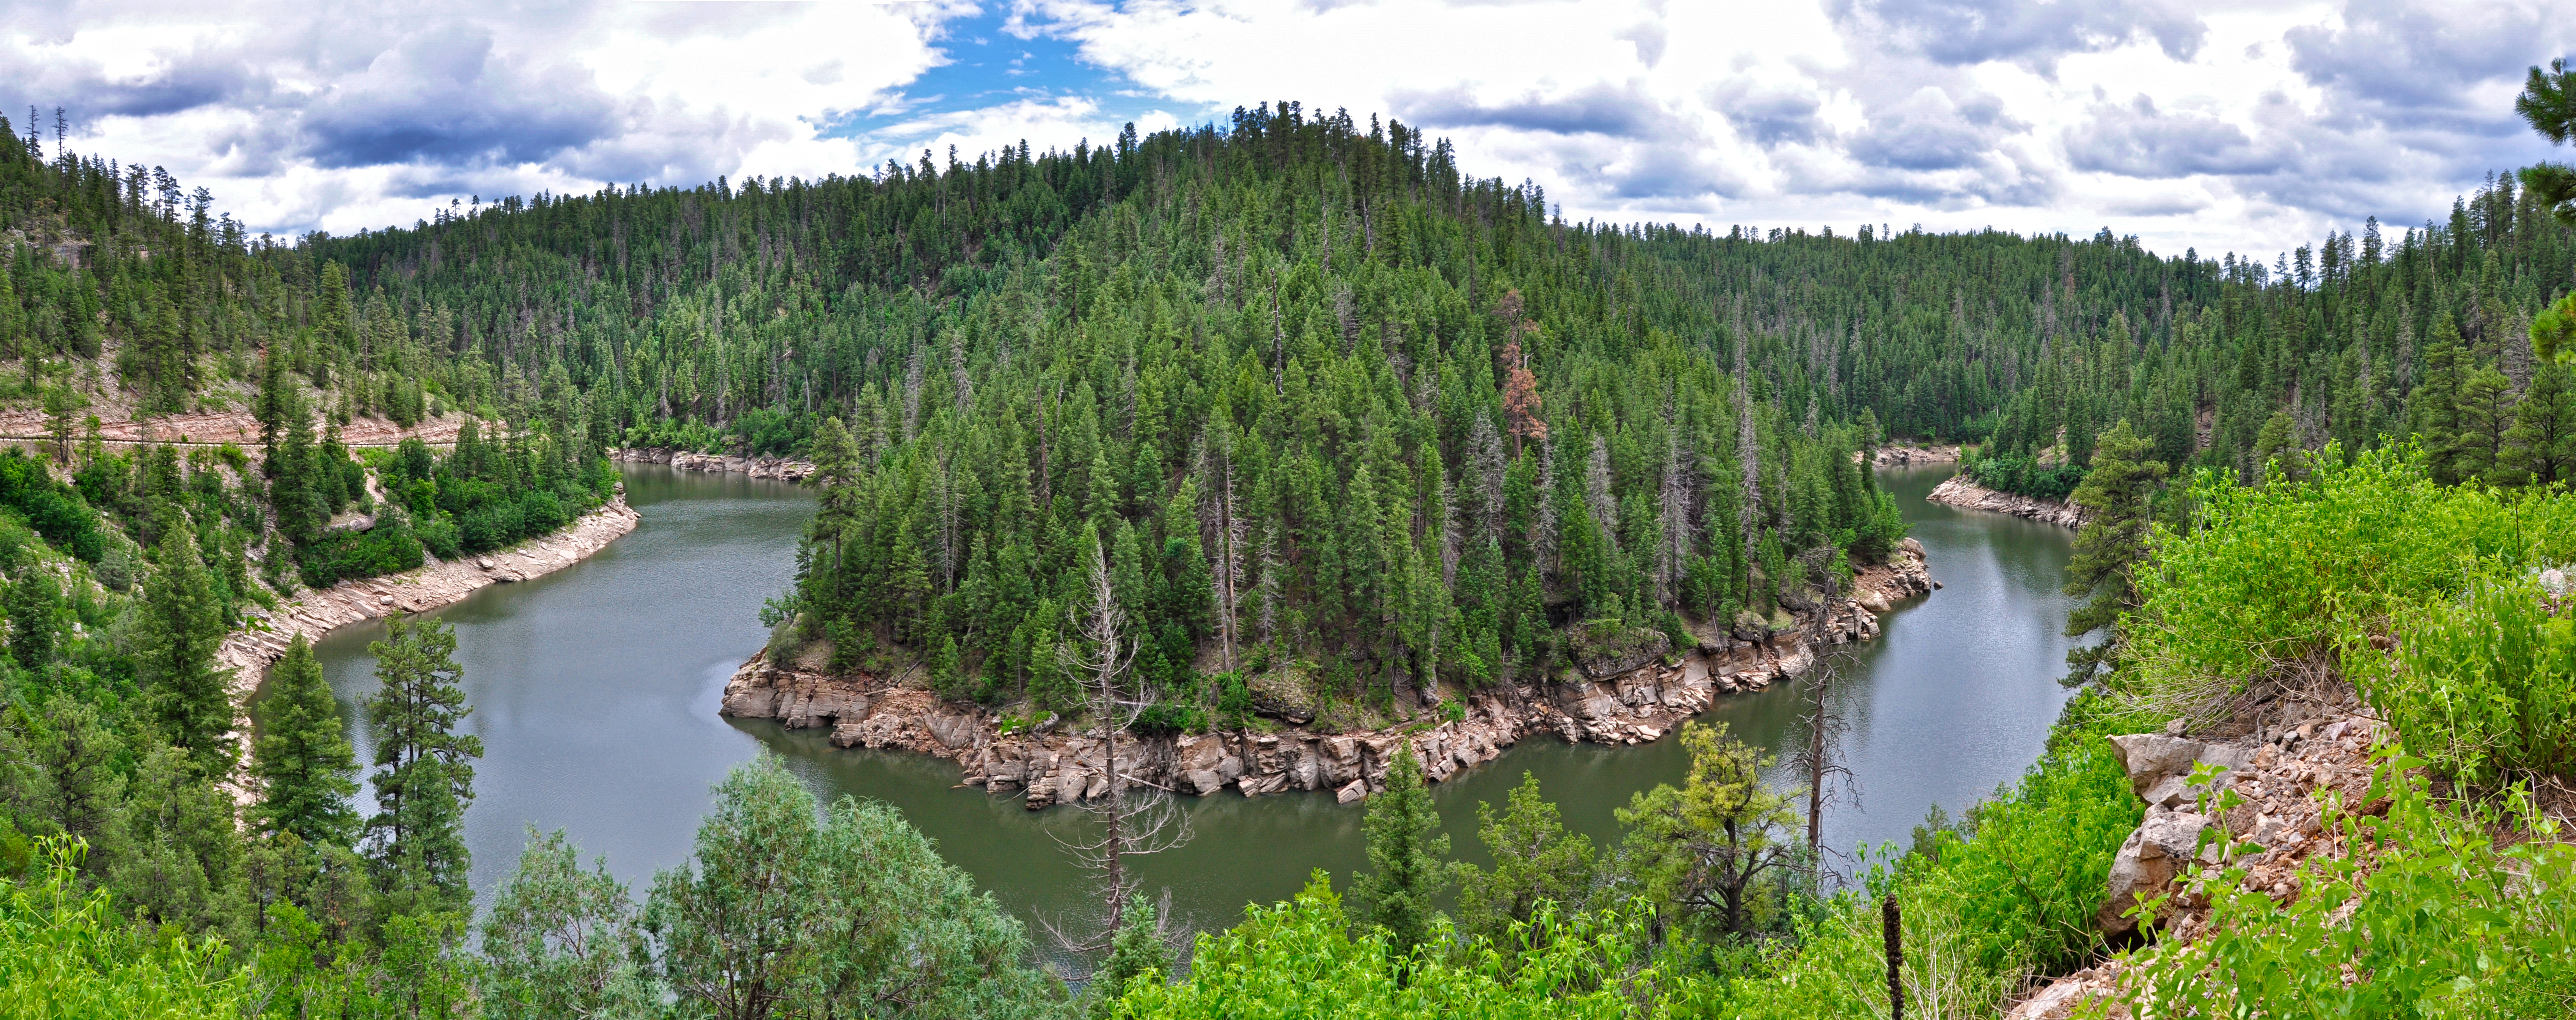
[1116,873,1645,1020]
[0,449,104,562]
[1130,702,1207,737]
[0,838,242,1018]
[1698,718,2138,1018]
[298,524,425,589]
[728,406,810,457]
[2116,447,2576,731]
[415,514,461,560]
[2346,570,2576,784]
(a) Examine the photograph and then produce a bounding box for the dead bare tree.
[1043,540,1192,965]
[1796,552,1862,870]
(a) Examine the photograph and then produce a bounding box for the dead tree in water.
[1043,539,1192,964]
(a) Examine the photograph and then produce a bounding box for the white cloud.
[3,0,2570,256]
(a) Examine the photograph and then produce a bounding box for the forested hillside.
[2,75,2575,1017]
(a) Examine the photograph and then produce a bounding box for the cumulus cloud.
[1,0,2571,255]
[1840,0,2208,69]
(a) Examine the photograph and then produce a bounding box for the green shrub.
[2347,570,2576,784]
[1117,872,1644,1020]
[298,524,425,588]
[0,449,104,562]
[1701,720,2138,1019]
[2116,447,2576,731]
[0,838,243,1018]
[1963,451,2087,501]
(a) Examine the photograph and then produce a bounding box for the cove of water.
[298,463,2077,940]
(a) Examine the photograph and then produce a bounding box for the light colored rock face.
[721,544,1940,809]
[1870,444,1962,467]
[2097,732,2256,936]
[2091,711,2385,945]
[1923,475,2090,528]
[609,447,814,482]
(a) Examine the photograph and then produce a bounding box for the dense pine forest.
[1,71,2574,1018]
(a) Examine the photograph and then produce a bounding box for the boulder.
[1856,589,1892,613]
[1336,779,1368,804]
[924,712,979,749]
[2109,733,2254,808]
[2099,806,2212,936]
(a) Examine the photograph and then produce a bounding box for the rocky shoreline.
[218,496,643,698]
[1925,473,2089,528]
[720,542,1937,808]
[1871,442,1963,467]
[610,446,815,482]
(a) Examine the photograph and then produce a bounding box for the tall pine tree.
[1350,742,1446,956]
[141,522,234,774]
[254,633,360,847]
[2062,421,2167,684]
[362,613,482,908]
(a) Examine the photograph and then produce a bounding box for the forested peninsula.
[3,75,2576,1018]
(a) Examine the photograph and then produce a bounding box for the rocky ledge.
[610,446,815,482]
[218,497,642,699]
[2007,696,2389,1019]
[1925,473,2089,529]
[1871,443,1963,467]
[721,543,1934,809]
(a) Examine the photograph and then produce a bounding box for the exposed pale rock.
[1925,474,2089,528]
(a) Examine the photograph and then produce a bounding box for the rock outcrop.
[2009,709,2393,1018]
[722,546,1936,808]
[1925,474,2089,528]
[2095,729,2267,936]
[610,447,815,482]
[1871,443,1962,467]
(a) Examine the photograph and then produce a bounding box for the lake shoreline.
[1925,473,2088,528]
[221,495,643,699]
[609,446,816,482]
[721,543,1938,808]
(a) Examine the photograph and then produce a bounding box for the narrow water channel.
[296,463,2077,941]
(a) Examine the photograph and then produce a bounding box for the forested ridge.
[0,73,2574,1019]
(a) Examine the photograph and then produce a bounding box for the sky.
[3,0,2571,261]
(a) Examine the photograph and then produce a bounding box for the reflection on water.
[300,463,2076,938]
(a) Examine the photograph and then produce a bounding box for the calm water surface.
[297,463,2077,938]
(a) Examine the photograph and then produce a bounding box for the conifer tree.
[2503,363,2576,486]
[2515,57,2576,227]
[1615,721,1799,939]
[362,613,482,908]
[2451,365,2518,485]
[253,633,359,848]
[1350,742,1446,956]
[7,563,59,669]
[1449,772,1597,946]
[141,522,234,774]
[2062,421,2167,684]
[1088,894,1174,1018]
